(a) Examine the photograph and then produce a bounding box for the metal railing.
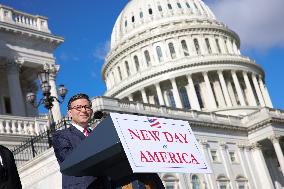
[12,117,70,166]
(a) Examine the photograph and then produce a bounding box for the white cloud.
[206,0,284,51]
[93,41,110,61]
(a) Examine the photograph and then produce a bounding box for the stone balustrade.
[0,115,48,135]
[0,4,50,33]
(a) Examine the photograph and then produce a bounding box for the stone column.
[258,76,273,108]
[140,88,148,104]
[231,70,246,106]
[155,83,165,106]
[48,65,62,123]
[186,74,200,110]
[270,135,284,175]
[251,143,274,189]
[6,61,26,116]
[170,78,183,108]
[252,74,265,106]
[218,71,232,107]
[203,72,217,109]
[242,71,257,106]
[128,94,133,101]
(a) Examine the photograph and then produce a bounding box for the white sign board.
[110,112,211,174]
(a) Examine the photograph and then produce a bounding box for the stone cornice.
[106,56,263,97]
[103,23,239,77]
[0,21,64,44]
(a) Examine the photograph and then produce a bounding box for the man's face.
[67,98,93,127]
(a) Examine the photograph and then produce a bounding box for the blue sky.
[1,0,283,114]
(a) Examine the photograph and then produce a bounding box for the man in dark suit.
[52,93,99,189]
[0,145,22,189]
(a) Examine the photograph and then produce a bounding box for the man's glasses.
[71,105,92,111]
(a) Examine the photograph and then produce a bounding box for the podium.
[60,116,165,189]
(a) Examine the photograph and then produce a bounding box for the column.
[219,142,236,189]
[203,72,217,109]
[218,71,232,107]
[231,70,246,106]
[186,74,200,110]
[258,76,273,108]
[270,135,284,175]
[242,71,257,106]
[199,140,217,189]
[6,62,26,116]
[48,65,62,123]
[252,74,265,106]
[140,88,148,104]
[155,83,165,106]
[251,143,274,188]
[170,78,183,108]
[128,94,133,101]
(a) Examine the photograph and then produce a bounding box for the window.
[125,61,130,76]
[3,96,12,114]
[144,50,151,66]
[168,43,176,59]
[156,46,164,62]
[179,87,190,109]
[205,38,212,54]
[181,40,189,56]
[210,150,218,162]
[132,16,135,22]
[125,20,127,27]
[134,55,140,72]
[215,38,221,53]
[186,2,190,8]
[149,8,153,15]
[118,66,122,80]
[192,175,201,189]
[217,175,229,189]
[177,3,182,8]
[140,12,143,18]
[167,91,176,108]
[229,151,237,163]
[158,5,162,12]
[194,84,204,108]
[168,4,172,9]
[194,38,201,55]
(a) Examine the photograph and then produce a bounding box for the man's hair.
[67,93,92,110]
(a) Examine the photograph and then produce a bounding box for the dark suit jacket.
[52,125,97,189]
[0,145,22,189]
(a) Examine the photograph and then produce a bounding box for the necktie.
[83,128,90,137]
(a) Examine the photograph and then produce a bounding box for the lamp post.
[26,70,67,133]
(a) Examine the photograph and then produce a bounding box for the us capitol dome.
[102,0,272,116]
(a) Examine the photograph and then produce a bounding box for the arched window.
[125,61,130,76]
[194,38,201,55]
[125,20,127,27]
[132,16,135,22]
[177,3,182,8]
[144,50,151,66]
[192,175,201,189]
[156,46,164,62]
[205,38,212,54]
[181,40,189,56]
[179,87,190,109]
[168,4,172,9]
[167,90,176,108]
[168,42,176,59]
[158,5,162,12]
[117,66,122,80]
[194,84,204,108]
[140,11,143,18]
[215,38,221,53]
[217,175,230,189]
[148,8,153,15]
[133,55,140,72]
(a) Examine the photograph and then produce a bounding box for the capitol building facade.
[0,0,283,189]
